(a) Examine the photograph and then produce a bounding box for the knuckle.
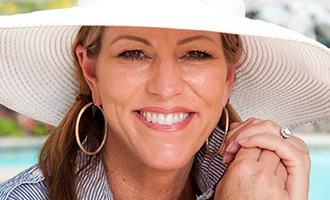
[246,117,259,123]
[257,169,273,183]
[292,136,310,154]
[227,158,288,199]
[296,152,311,172]
[230,158,262,179]
[293,135,305,144]
[252,117,262,123]
[268,179,287,198]
[263,119,277,129]
[246,117,256,122]
[301,150,311,166]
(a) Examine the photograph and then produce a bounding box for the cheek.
[96,68,145,136]
[97,67,145,104]
[185,67,227,106]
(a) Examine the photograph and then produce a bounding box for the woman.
[0,0,329,199]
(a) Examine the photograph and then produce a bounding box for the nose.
[146,57,185,99]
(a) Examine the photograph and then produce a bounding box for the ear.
[222,63,236,106]
[75,45,101,106]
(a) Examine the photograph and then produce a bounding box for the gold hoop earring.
[75,102,108,156]
[205,106,229,158]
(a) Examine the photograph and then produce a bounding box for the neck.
[102,141,197,200]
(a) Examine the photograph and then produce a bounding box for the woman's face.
[77,27,235,170]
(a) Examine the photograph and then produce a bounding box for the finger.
[226,120,280,155]
[227,117,261,140]
[220,121,245,154]
[229,121,241,130]
[239,134,310,200]
[286,135,310,154]
[229,124,308,155]
[224,146,261,164]
[220,118,261,154]
[276,161,288,184]
[222,119,262,163]
[258,150,281,172]
[239,134,310,169]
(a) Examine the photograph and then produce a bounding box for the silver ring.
[280,127,293,139]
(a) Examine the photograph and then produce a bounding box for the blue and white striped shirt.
[0,127,227,200]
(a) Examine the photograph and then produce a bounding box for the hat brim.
[0,1,329,127]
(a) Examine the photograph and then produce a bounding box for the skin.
[76,27,310,199]
[215,119,310,200]
[76,27,236,199]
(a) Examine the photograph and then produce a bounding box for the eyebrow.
[110,35,151,46]
[110,34,217,46]
[177,35,217,45]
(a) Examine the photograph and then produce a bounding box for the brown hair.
[38,26,242,200]
[38,26,106,200]
[221,33,243,124]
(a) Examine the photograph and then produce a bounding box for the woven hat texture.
[0,0,329,127]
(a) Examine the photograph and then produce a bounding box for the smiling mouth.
[138,111,191,126]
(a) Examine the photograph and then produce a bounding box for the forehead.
[103,26,222,43]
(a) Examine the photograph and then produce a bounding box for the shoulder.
[0,165,47,200]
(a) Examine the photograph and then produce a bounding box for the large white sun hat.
[0,0,329,127]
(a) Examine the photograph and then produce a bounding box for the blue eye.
[118,50,147,60]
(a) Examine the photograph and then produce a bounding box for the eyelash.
[181,50,213,61]
[117,49,148,61]
[117,49,213,61]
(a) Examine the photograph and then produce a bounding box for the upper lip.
[136,107,194,114]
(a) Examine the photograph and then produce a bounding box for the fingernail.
[238,137,249,145]
[222,152,228,163]
[225,141,234,153]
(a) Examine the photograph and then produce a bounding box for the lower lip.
[135,112,194,132]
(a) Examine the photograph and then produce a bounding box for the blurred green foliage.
[0,118,23,137]
[0,0,77,15]
[0,0,77,137]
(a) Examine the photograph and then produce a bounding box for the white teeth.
[140,111,190,126]
[151,114,157,123]
[146,112,151,122]
[157,114,165,125]
[165,114,173,125]
[173,114,179,124]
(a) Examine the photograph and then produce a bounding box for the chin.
[140,147,195,171]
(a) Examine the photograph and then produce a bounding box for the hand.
[215,147,289,200]
[214,118,310,200]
